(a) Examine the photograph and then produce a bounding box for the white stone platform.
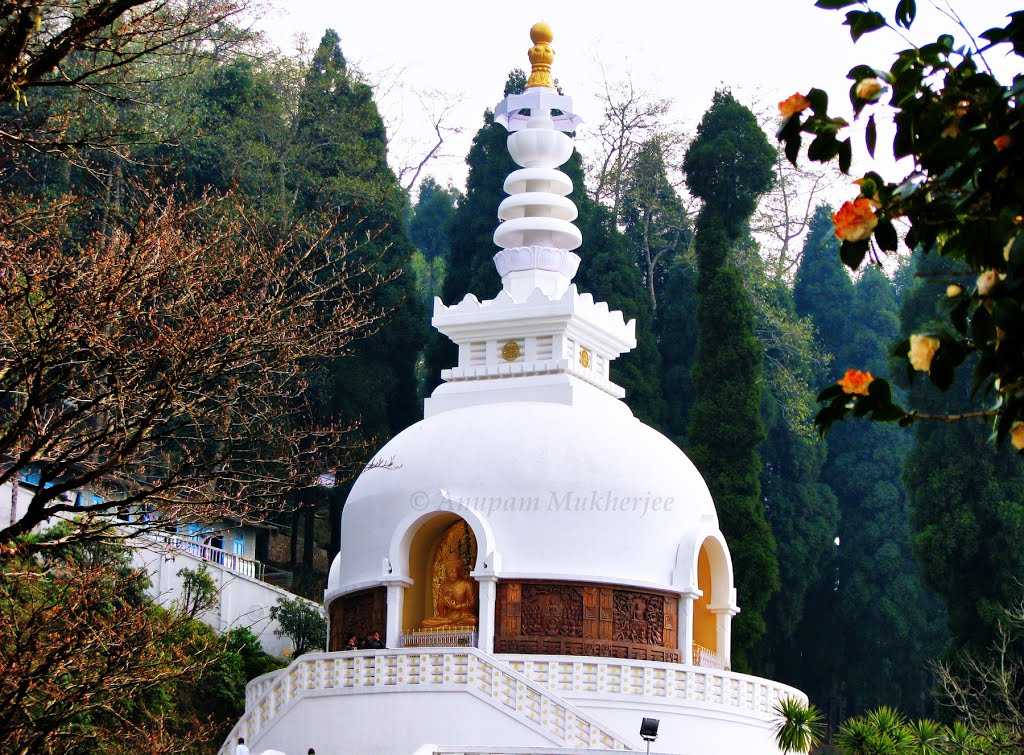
[220,648,802,755]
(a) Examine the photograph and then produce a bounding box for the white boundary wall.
[132,539,320,658]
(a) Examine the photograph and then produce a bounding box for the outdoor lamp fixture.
[640,717,660,754]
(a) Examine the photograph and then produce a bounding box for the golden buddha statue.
[420,520,477,630]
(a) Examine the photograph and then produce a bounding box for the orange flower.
[1011,421,1024,451]
[837,368,874,396]
[854,78,884,101]
[994,134,1012,151]
[833,198,878,242]
[778,92,810,119]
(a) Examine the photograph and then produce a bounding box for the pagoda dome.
[328,395,723,600]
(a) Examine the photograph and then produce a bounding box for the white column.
[384,581,406,649]
[678,588,700,665]
[475,575,498,654]
[710,607,739,670]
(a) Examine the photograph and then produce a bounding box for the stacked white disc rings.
[494,111,581,256]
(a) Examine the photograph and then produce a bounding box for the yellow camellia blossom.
[778,92,810,119]
[977,269,999,296]
[1011,421,1024,451]
[854,78,884,100]
[833,198,878,242]
[837,368,874,396]
[908,334,941,373]
[946,284,963,298]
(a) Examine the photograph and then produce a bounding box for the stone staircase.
[220,648,635,755]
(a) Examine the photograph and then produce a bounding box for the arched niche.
[673,526,737,667]
[401,513,479,634]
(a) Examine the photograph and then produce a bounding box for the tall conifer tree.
[683,91,778,667]
[792,209,945,718]
[291,30,425,440]
[901,253,1024,655]
[288,30,426,586]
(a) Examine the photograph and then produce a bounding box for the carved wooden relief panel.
[495,580,679,663]
[521,584,584,637]
[328,587,387,651]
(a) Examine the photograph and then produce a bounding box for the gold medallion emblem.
[501,340,522,362]
[580,347,591,369]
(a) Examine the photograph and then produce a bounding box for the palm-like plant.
[835,716,877,754]
[773,696,825,754]
[944,721,979,755]
[906,719,946,755]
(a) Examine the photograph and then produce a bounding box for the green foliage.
[773,696,825,754]
[292,30,426,443]
[423,73,520,395]
[573,178,666,427]
[684,90,778,667]
[176,564,218,619]
[620,137,691,308]
[901,254,1024,653]
[826,705,1013,755]
[196,627,286,728]
[409,177,460,261]
[684,91,776,222]
[269,595,326,657]
[790,216,946,718]
[783,6,1024,441]
[655,256,699,446]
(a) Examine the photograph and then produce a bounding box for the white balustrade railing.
[500,654,805,718]
[692,643,724,669]
[151,532,264,580]
[221,648,632,755]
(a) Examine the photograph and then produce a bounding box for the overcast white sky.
[256,0,1021,195]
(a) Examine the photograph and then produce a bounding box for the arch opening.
[402,514,479,637]
[692,534,731,667]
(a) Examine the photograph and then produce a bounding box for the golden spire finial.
[526,22,555,89]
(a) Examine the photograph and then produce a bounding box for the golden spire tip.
[527,22,555,89]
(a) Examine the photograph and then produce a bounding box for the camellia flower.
[854,78,884,101]
[994,134,1012,151]
[946,284,963,298]
[778,92,810,119]
[837,368,874,396]
[977,270,999,296]
[908,334,941,373]
[1011,421,1024,451]
[833,198,878,242]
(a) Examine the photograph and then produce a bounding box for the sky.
[255,0,1022,197]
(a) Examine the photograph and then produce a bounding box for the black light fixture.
[640,717,660,754]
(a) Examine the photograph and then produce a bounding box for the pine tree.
[901,253,1024,655]
[683,90,778,668]
[792,210,946,718]
[287,30,426,590]
[757,272,839,680]
[291,29,425,441]
[655,257,699,446]
[408,177,460,261]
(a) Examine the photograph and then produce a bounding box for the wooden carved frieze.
[612,590,665,646]
[521,584,583,637]
[495,579,681,663]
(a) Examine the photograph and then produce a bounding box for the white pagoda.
[220,22,804,755]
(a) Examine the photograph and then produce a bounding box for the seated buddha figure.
[421,553,477,630]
